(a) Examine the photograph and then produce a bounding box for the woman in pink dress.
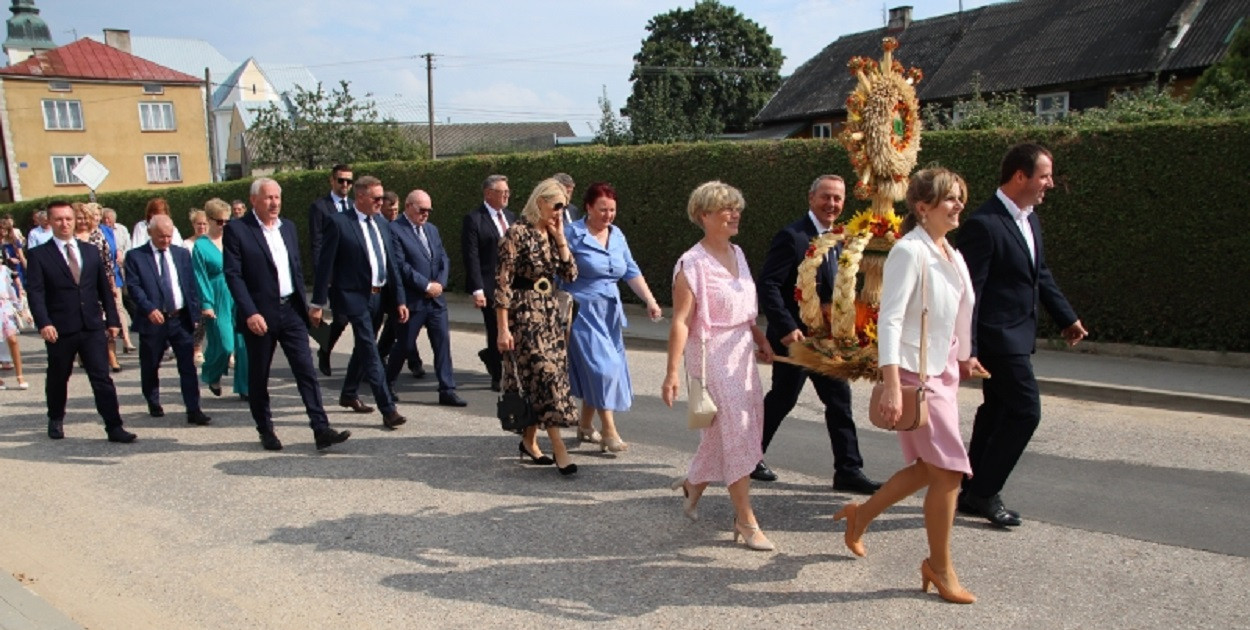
[834,167,985,603]
[661,181,776,552]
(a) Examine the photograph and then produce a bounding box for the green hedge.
[6,119,1248,351]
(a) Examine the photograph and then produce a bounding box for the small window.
[142,83,165,95]
[1036,91,1069,124]
[812,123,833,139]
[145,154,182,183]
[42,99,83,130]
[139,102,176,131]
[48,81,72,92]
[51,155,85,185]
[952,102,970,125]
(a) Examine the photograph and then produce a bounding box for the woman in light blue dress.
[563,182,662,453]
[192,199,248,399]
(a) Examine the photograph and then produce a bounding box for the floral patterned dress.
[494,220,578,429]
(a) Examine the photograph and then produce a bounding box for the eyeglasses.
[488,188,510,195]
[372,196,385,202]
[336,177,353,185]
[552,202,567,211]
[213,219,227,226]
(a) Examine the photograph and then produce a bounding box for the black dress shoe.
[106,428,137,443]
[148,403,165,418]
[833,470,883,495]
[186,410,212,426]
[314,428,352,450]
[239,393,250,402]
[489,379,501,392]
[382,410,407,429]
[318,349,332,377]
[47,419,64,440]
[208,383,222,397]
[338,397,374,413]
[750,460,778,482]
[259,432,284,451]
[957,492,1022,527]
[438,391,468,407]
[411,364,426,379]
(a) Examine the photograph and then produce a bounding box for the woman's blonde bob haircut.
[902,166,968,233]
[520,178,568,224]
[686,180,745,227]
[203,198,231,221]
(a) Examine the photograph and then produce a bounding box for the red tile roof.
[0,37,201,83]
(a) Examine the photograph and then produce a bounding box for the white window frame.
[51,155,85,185]
[1036,91,1069,124]
[139,102,176,131]
[42,99,83,130]
[142,83,164,95]
[812,123,833,139]
[47,81,72,92]
[145,154,182,183]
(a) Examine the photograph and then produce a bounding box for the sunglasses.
[416,207,432,213]
[372,196,385,202]
[336,177,353,185]
[552,202,567,211]
[213,219,227,226]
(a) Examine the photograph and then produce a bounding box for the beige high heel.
[601,435,629,453]
[732,517,776,552]
[669,477,698,522]
[576,426,601,444]
[921,559,976,604]
[833,502,866,557]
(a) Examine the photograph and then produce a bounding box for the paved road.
[1,328,1247,629]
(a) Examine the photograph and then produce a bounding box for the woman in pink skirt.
[661,181,776,552]
[834,167,985,604]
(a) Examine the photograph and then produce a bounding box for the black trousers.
[963,353,1041,499]
[387,305,455,392]
[138,314,201,413]
[479,301,501,381]
[340,293,395,414]
[377,311,422,372]
[244,300,330,435]
[44,328,123,428]
[761,349,864,476]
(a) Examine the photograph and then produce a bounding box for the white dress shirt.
[54,237,81,269]
[996,188,1036,266]
[254,211,295,298]
[354,209,387,288]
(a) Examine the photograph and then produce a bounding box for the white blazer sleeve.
[877,239,923,369]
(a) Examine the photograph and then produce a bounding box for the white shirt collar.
[996,188,1032,222]
[485,201,505,215]
[807,210,833,233]
[252,210,282,231]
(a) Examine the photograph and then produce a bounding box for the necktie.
[417,224,432,257]
[158,249,176,312]
[340,199,350,214]
[495,211,508,235]
[65,243,80,284]
[364,216,386,285]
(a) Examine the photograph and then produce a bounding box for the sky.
[35,0,1002,133]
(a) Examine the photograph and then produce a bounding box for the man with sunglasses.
[311,176,408,430]
[309,164,355,376]
[461,174,515,391]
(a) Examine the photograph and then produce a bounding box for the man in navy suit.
[25,200,134,443]
[375,190,425,379]
[124,215,211,425]
[461,174,515,391]
[386,189,466,407]
[223,178,350,452]
[311,175,409,429]
[309,164,354,376]
[755,175,880,494]
[958,143,1086,527]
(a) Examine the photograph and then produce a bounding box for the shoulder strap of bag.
[918,255,929,383]
[507,352,525,395]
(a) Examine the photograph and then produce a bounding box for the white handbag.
[687,333,717,429]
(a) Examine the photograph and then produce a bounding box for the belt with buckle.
[370,286,383,294]
[511,277,553,296]
[162,308,183,319]
[278,295,293,305]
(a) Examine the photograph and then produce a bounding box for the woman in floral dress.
[495,178,579,476]
[661,181,776,551]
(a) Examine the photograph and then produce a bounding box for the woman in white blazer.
[834,167,986,604]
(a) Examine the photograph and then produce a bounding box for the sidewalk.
[443,293,1250,418]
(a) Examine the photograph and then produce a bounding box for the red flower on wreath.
[794,287,803,302]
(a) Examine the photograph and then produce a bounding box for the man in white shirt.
[26,210,53,250]
[460,174,515,391]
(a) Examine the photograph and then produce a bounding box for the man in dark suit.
[25,200,135,443]
[376,190,425,379]
[386,189,466,407]
[957,143,1086,527]
[124,215,210,425]
[223,177,351,452]
[552,172,581,223]
[461,174,515,391]
[311,175,409,429]
[755,175,879,494]
[308,164,354,377]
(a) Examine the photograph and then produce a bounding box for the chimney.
[102,28,130,53]
[887,6,913,32]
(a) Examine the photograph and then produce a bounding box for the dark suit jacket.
[123,243,201,336]
[312,210,404,318]
[390,215,450,310]
[758,215,840,347]
[223,212,312,332]
[26,238,120,334]
[308,193,349,267]
[958,194,1078,356]
[460,203,516,305]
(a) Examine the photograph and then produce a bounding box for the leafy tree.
[593,86,632,146]
[249,80,425,171]
[624,0,783,141]
[1193,23,1250,109]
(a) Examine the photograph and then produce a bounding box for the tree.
[1192,23,1250,109]
[248,80,425,171]
[593,86,632,146]
[624,0,783,142]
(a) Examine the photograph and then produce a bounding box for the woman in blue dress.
[563,182,662,453]
[192,199,249,399]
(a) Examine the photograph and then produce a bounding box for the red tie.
[495,211,507,235]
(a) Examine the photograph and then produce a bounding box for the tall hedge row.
[5,119,1248,351]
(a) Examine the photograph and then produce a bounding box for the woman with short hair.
[193,198,248,400]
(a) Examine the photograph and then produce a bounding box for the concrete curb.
[0,572,83,630]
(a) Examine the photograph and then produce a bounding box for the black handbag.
[497,353,537,433]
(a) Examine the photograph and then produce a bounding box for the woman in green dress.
[193,199,249,398]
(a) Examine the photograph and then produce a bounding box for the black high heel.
[557,461,578,476]
[518,442,553,465]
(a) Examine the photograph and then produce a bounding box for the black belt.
[278,295,293,305]
[370,287,383,294]
[511,277,553,295]
[162,308,183,319]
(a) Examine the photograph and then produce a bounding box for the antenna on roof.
[882,4,887,27]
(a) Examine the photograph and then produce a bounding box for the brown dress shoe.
[382,410,406,429]
[338,397,374,414]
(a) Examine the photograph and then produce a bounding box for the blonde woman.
[834,167,980,604]
[661,181,775,552]
[193,199,248,399]
[185,208,209,363]
[495,178,580,476]
[100,208,136,353]
[75,203,122,373]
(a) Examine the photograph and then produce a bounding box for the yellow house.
[0,37,210,202]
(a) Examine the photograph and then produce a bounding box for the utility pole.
[423,53,436,160]
[204,68,219,182]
